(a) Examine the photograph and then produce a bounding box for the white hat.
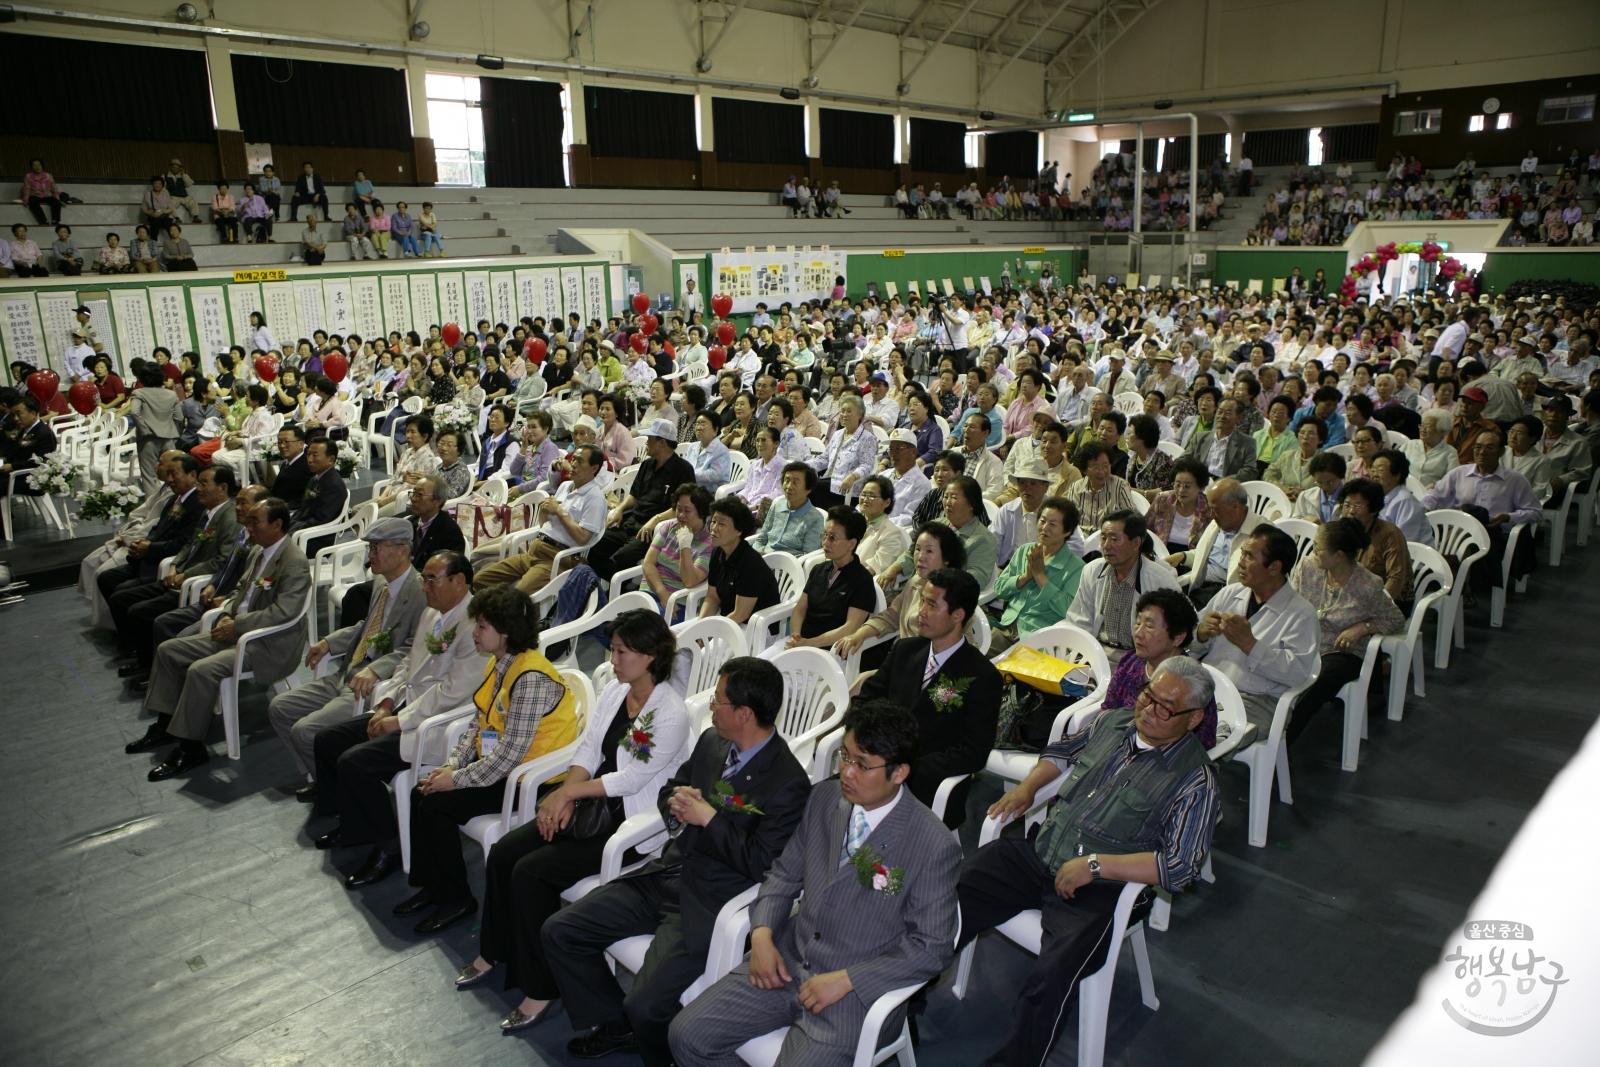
[1014,455,1050,482]
[643,417,678,441]
[887,428,918,447]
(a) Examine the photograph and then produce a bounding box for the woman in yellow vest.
[455,608,693,1035]
[402,585,578,934]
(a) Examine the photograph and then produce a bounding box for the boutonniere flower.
[167,502,183,518]
[194,527,218,544]
[255,574,276,592]
[305,484,320,499]
[927,673,972,713]
[424,624,459,655]
[848,843,906,895]
[369,630,393,655]
[713,779,765,815]
[621,709,656,762]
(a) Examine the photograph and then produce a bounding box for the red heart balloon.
[711,293,733,319]
[707,344,726,369]
[526,337,547,363]
[629,332,649,354]
[632,293,651,315]
[254,355,279,382]
[322,351,348,383]
[640,314,659,336]
[716,322,736,346]
[441,322,462,347]
[67,380,99,415]
[664,340,675,359]
[26,369,59,406]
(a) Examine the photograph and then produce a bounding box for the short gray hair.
[1422,408,1454,433]
[421,474,449,501]
[840,395,864,415]
[1153,656,1215,715]
[1213,479,1249,508]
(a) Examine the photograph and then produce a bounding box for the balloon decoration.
[663,340,675,359]
[321,352,348,384]
[639,313,659,336]
[254,354,279,382]
[441,322,462,347]
[629,332,650,354]
[716,322,736,346]
[707,345,726,370]
[711,293,733,319]
[25,369,59,407]
[525,337,547,364]
[1340,241,1470,302]
[632,292,651,315]
[67,380,99,415]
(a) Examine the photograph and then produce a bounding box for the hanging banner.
[436,271,466,330]
[465,271,492,328]
[560,267,583,324]
[381,275,412,339]
[351,276,384,343]
[514,270,540,324]
[538,268,563,326]
[409,274,439,335]
[323,278,354,337]
[111,289,156,366]
[150,286,194,357]
[227,282,262,349]
[295,280,327,338]
[191,287,231,372]
[36,291,79,372]
[0,292,44,376]
[262,282,296,352]
[491,271,516,332]
[582,265,607,326]
[80,294,119,375]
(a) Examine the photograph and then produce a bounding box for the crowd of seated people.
[24,263,1600,1067]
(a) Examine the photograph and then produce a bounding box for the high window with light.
[427,73,485,187]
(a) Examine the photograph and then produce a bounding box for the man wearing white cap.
[267,516,427,790]
[877,428,929,525]
[63,325,96,381]
[993,455,1051,566]
[587,417,696,582]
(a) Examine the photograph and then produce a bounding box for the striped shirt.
[649,519,714,593]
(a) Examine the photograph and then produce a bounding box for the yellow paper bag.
[994,644,1095,695]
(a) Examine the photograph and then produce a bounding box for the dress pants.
[408,779,508,906]
[669,948,861,1067]
[955,833,1151,1067]
[1283,650,1366,746]
[78,542,127,629]
[125,587,182,666]
[98,563,162,646]
[478,820,610,1000]
[543,873,704,1067]
[267,672,360,777]
[137,437,173,495]
[314,715,409,846]
[472,538,569,595]
[154,602,208,644]
[144,632,248,740]
[586,520,647,583]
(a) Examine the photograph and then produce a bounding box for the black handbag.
[557,795,617,840]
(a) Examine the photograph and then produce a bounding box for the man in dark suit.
[540,656,812,1065]
[0,395,58,496]
[100,453,204,656]
[670,700,961,1067]
[266,424,311,505]
[112,467,242,680]
[144,485,265,655]
[289,160,329,221]
[858,566,1002,829]
[290,437,348,555]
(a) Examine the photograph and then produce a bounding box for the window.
[1394,108,1442,136]
[1223,132,1232,163]
[1496,113,1513,130]
[1307,127,1323,166]
[1468,114,1486,132]
[965,132,980,169]
[1540,94,1595,124]
[427,72,485,187]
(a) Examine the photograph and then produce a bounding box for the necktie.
[351,582,391,664]
[840,808,871,867]
[923,649,940,688]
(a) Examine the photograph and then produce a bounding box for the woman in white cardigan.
[455,608,691,1034]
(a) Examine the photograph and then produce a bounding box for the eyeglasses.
[839,751,889,773]
[1135,683,1201,722]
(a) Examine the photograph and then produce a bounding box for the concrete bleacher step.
[190,236,519,268]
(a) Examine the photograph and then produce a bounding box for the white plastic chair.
[609,463,642,505]
[744,552,808,654]
[669,615,749,697]
[2,469,69,540]
[1574,466,1600,547]
[1155,440,1184,459]
[1241,479,1291,521]
[756,646,852,777]
[1337,633,1385,773]
[479,476,509,505]
[1231,662,1320,848]
[1493,520,1532,627]
[1382,545,1451,721]
[1327,443,1355,463]
[206,586,314,760]
[985,624,1111,788]
[1114,391,1146,415]
[323,540,374,638]
[396,701,479,873]
[1276,517,1317,566]
[727,450,751,487]
[1540,477,1581,566]
[359,397,398,473]
[1425,509,1489,663]
[538,590,656,669]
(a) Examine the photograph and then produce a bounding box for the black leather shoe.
[148,745,210,781]
[345,848,401,889]
[314,829,343,850]
[568,1025,640,1058]
[414,898,477,935]
[131,679,151,694]
[125,724,172,754]
[117,663,150,678]
[294,783,317,802]
[393,889,433,916]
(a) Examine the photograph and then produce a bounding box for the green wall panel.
[1211,249,1350,291]
[1480,251,1600,293]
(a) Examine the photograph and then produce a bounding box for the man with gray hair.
[1171,477,1262,608]
[266,516,427,795]
[959,655,1220,1067]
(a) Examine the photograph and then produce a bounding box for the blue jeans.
[394,233,420,257]
[420,231,444,254]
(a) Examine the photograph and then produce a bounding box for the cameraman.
[929,292,972,373]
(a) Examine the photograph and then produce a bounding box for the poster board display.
[709,249,846,314]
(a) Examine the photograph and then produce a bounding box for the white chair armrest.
[976,772,1067,846]
[1053,693,1106,741]
[179,573,210,607]
[502,741,582,833]
[157,555,176,580]
[852,983,930,1067]
[930,772,972,824]
[745,598,799,654]
[714,478,747,500]
[609,564,645,601]
[413,703,477,773]
[682,883,762,1005]
[663,583,709,621]
[598,809,669,885]
[199,606,224,632]
[314,651,344,680]
[808,721,849,782]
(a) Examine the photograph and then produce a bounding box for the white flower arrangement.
[75,480,144,522]
[26,451,87,497]
[336,440,363,479]
[432,399,477,439]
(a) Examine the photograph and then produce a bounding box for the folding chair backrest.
[672,616,749,698]
[766,647,849,741]
[765,552,807,601]
[1011,623,1111,691]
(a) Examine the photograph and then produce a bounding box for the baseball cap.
[362,517,415,544]
[887,429,918,447]
[1461,386,1489,403]
[1545,394,1575,414]
[1014,456,1050,482]
[643,417,678,441]
[72,304,91,315]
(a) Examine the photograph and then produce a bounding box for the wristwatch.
[1086,854,1102,880]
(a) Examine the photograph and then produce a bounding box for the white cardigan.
[574,679,692,822]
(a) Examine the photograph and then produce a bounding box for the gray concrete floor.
[1,531,1594,1067]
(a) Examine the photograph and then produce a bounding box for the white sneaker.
[289,255,304,263]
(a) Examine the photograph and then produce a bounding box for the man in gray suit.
[267,516,426,796]
[670,700,962,1067]
[129,496,313,781]
[141,484,267,652]
[1183,396,1257,481]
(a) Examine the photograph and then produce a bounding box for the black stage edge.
[1,530,107,591]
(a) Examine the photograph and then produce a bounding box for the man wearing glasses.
[1421,428,1542,590]
[955,657,1221,1067]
